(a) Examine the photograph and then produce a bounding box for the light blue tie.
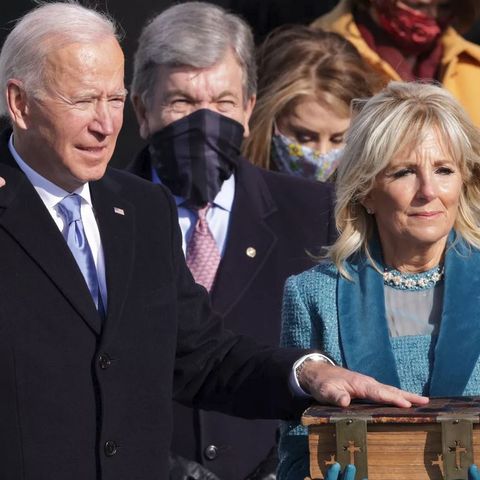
[58,194,102,311]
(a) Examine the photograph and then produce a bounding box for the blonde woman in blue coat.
[278,81,480,480]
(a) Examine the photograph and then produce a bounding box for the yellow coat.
[312,0,480,126]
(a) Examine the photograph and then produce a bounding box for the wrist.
[294,353,335,395]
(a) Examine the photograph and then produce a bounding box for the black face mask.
[149,109,244,208]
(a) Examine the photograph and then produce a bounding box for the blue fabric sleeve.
[278,275,312,480]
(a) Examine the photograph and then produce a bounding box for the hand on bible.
[299,363,429,408]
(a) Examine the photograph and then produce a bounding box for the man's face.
[8,37,126,192]
[134,48,255,139]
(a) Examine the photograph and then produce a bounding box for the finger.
[325,462,341,480]
[362,383,429,408]
[0,177,5,187]
[341,464,356,480]
[469,464,480,480]
[330,388,352,407]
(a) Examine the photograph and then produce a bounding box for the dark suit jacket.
[128,148,336,479]
[0,131,307,480]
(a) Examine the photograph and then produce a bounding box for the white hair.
[0,1,120,118]
[131,1,256,108]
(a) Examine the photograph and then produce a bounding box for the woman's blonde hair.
[330,81,480,277]
[243,25,383,170]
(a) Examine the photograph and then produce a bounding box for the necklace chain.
[383,265,444,290]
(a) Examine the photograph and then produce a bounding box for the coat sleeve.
[165,191,308,420]
[277,274,314,480]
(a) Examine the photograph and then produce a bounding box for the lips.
[409,211,442,218]
[76,146,107,152]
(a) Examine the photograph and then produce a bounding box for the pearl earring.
[366,207,374,215]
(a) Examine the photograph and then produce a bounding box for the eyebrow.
[72,89,128,100]
[387,157,456,169]
[163,89,239,102]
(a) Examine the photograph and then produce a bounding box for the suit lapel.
[0,154,102,334]
[211,159,277,316]
[429,239,480,396]
[90,175,135,341]
[337,251,401,387]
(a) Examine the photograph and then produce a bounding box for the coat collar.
[337,232,480,396]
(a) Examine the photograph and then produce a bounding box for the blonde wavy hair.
[329,81,480,278]
[242,25,382,170]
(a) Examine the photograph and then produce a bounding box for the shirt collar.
[151,165,235,212]
[8,134,93,208]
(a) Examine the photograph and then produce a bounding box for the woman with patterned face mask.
[243,26,382,182]
[312,0,480,126]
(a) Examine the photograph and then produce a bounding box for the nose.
[90,100,115,136]
[317,140,332,156]
[416,171,437,201]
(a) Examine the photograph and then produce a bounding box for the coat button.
[98,353,112,370]
[104,440,118,457]
[203,444,218,460]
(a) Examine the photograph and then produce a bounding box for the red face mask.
[372,0,442,52]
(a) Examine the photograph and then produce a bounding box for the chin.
[407,231,450,247]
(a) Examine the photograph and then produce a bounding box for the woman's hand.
[469,465,480,480]
[325,463,362,480]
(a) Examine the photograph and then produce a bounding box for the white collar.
[8,134,93,209]
[151,165,235,213]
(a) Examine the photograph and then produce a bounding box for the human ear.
[132,94,150,140]
[6,79,29,130]
[242,94,256,138]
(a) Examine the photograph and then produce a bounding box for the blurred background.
[1,0,479,168]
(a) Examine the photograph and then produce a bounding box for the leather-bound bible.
[302,397,480,480]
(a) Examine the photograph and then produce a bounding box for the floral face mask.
[271,131,343,182]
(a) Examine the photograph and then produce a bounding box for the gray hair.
[329,81,480,277]
[131,1,256,108]
[0,1,119,118]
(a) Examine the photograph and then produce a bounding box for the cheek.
[372,186,412,215]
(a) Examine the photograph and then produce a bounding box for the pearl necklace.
[383,265,444,291]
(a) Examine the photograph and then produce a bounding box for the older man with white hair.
[0,2,427,480]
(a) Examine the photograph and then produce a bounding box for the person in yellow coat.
[312,0,480,126]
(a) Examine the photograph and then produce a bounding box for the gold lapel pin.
[246,247,256,258]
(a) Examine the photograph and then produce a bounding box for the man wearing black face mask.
[127,3,337,480]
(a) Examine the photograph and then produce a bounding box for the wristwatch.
[294,353,335,383]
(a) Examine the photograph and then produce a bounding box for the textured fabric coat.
[0,130,309,480]
[311,0,480,127]
[278,238,480,479]
[127,148,336,479]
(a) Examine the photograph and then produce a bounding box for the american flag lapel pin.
[114,207,125,216]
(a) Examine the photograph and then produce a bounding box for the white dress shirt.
[151,166,235,256]
[8,135,107,309]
